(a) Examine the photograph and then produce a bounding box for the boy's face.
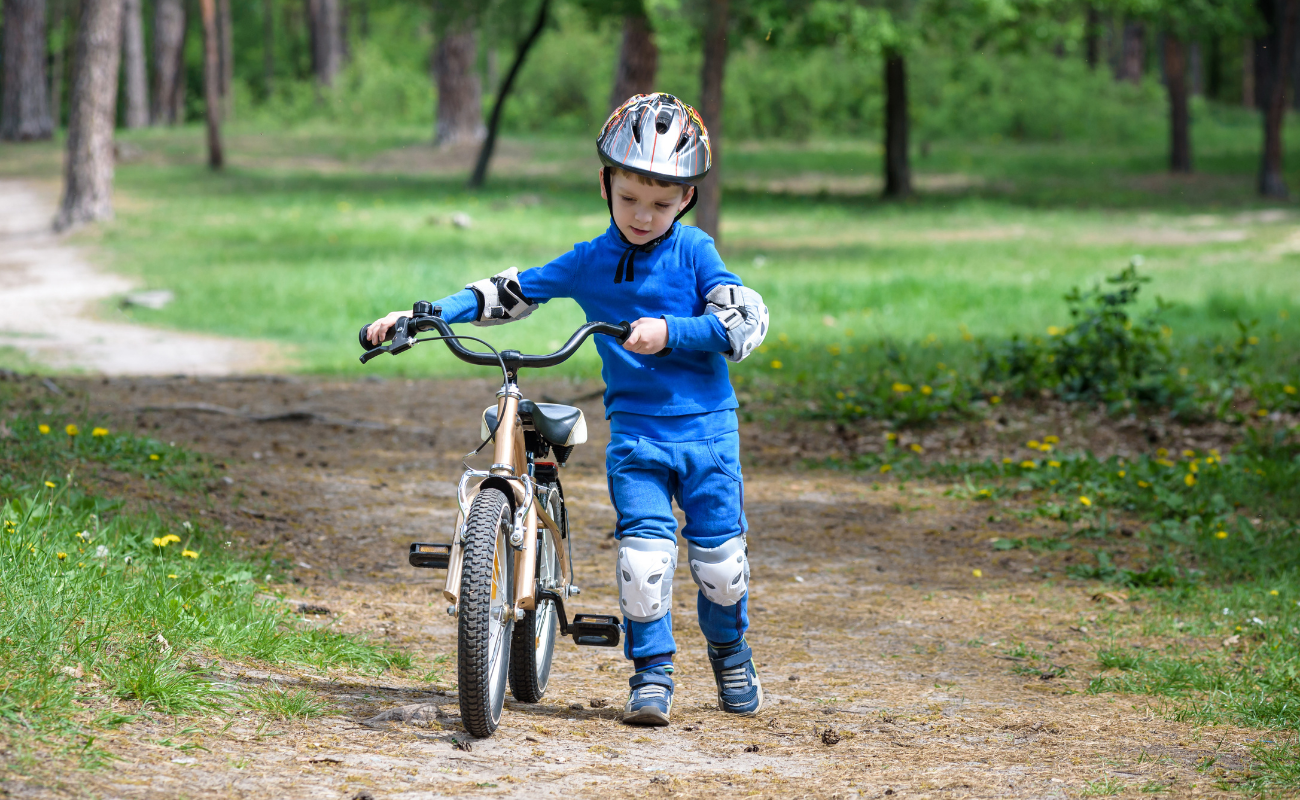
[600,168,695,245]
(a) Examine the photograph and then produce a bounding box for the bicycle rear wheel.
[457,488,515,738]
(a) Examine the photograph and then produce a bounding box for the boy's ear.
[599,167,608,201]
[680,184,695,211]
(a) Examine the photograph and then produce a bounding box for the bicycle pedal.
[408,542,452,569]
[569,614,621,648]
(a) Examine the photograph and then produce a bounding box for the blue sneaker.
[708,639,764,716]
[621,668,674,726]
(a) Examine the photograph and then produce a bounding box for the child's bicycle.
[358,302,630,738]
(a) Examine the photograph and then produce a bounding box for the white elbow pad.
[705,284,768,363]
[466,267,539,327]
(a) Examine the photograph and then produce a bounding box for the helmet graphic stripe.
[598,92,711,184]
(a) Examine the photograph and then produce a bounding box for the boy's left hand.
[623,318,669,355]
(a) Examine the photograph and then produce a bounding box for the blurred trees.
[151,0,187,125]
[121,0,148,128]
[200,0,224,168]
[1,0,54,141]
[608,0,659,113]
[432,8,485,146]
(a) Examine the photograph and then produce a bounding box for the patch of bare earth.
[3,376,1265,799]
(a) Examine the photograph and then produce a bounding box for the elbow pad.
[705,284,768,363]
[466,267,539,326]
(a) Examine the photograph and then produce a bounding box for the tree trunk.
[54,0,124,231]
[1084,5,1100,70]
[218,0,233,119]
[467,0,550,189]
[1,0,54,141]
[199,0,224,169]
[307,0,342,87]
[1243,36,1255,107]
[49,0,66,128]
[1118,22,1144,83]
[151,0,187,124]
[1190,41,1204,96]
[263,0,275,95]
[121,0,147,128]
[1260,0,1299,197]
[608,6,658,114]
[433,19,484,146]
[694,0,727,239]
[1165,34,1192,173]
[883,50,911,199]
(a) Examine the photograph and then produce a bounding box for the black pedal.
[408,542,452,569]
[570,614,621,648]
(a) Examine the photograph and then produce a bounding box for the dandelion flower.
[835,391,845,400]
[152,537,166,547]
[167,574,178,580]
[989,395,1001,404]
[149,454,160,461]
[38,424,50,434]
[1215,531,1228,539]
[162,534,181,544]
[57,552,67,560]
[1270,589,1280,596]
[1020,460,1036,469]
[1026,440,1041,449]
[1039,444,1053,453]
[44,481,56,488]
[1079,496,1092,507]
[880,464,892,473]
[1117,470,1126,478]
[1185,474,1196,487]
[1002,457,1013,464]
[1048,460,1061,468]
[1044,435,1060,445]
[181,550,198,559]
[910,443,923,453]
[921,385,932,396]
[972,569,983,578]
[1257,409,1269,417]
[892,382,912,394]
[1285,385,1297,395]
[1138,480,1150,488]
[885,432,898,441]
[1248,336,1259,345]
[91,427,109,437]
[770,360,783,370]
[1047,326,1062,336]
[65,424,79,436]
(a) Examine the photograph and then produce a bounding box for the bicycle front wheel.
[457,487,515,738]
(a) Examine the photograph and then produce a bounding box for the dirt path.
[3,375,1253,800]
[0,180,269,376]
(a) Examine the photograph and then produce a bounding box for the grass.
[241,685,330,720]
[0,384,409,768]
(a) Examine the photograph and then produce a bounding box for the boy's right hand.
[365,311,408,346]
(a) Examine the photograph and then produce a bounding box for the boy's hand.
[623,317,669,355]
[365,311,407,346]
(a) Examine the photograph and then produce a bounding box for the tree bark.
[608,6,658,114]
[54,0,124,231]
[1118,22,1144,83]
[1190,41,1204,96]
[307,0,342,87]
[121,0,148,128]
[1243,35,1255,107]
[883,50,911,199]
[49,0,66,128]
[433,19,484,147]
[1165,34,1192,173]
[218,0,233,119]
[263,0,275,95]
[200,0,224,169]
[1084,5,1100,70]
[1,0,54,141]
[1260,0,1299,197]
[151,0,187,124]
[694,0,727,239]
[467,0,550,189]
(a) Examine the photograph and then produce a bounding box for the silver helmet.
[597,93,712,183]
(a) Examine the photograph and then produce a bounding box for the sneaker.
[707,639,764,715]
[621,668,674,726]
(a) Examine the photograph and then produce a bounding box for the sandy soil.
[0,180,270,376]
[0,373,1267,800]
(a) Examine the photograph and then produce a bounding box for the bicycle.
[359,301,629,738]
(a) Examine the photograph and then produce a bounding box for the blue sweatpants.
[606,429,750,661]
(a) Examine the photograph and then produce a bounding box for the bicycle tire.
[457,488,515,738]
[508,485,562,703]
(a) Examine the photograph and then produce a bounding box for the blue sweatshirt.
[431,222,742,422]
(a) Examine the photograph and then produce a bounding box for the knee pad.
[617,538,678,623]
[688,537,749,607]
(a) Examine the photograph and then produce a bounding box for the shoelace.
[633,685,669,700]
[720,665,750,693]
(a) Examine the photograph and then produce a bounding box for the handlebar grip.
[615,321,632,343]
[359,324,384,352]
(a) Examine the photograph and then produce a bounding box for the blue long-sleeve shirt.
[432,221,741,422]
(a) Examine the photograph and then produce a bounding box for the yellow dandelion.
[1157,458,1175,467]
[770,360,783,370]
[37,424,50,434]
[1117,470,1126,477]
[1156,448,1169,458]
[880,464,892,474]
[44,481,56,489]
[181,550,198,559]
[162,534,181,544]
[167,574,178,579]
[835,391,846,400]
[1049,479,1058,486]
[1044,435,1060,444]
[152,537,165,547]
[1046,325,1062,336]
[57,552,67,560]
[921,385,932,396]
[1079,496,1092,507]
[65,424,79,436]
[91,427,109,437]
[989,395,1001,405]
[1215,531,1228,539]
[1002,457,1013,464]
[1189,462,1199,473]
[1248,336,1259,345]
[886,432,898,441]
[972,569,983,578]
[1138,480,1150,488]
[1020,460,1036,469]
[1039,444,1053,453]
[1270,589,1280,596]
[910,443,923,453]
[1285,385,1297,395]
[1049,460,1061,468]
[1026,440,1041,449]
[149,454,160,461]
[892,382,912,394]
[1184,474,1196,487]
[1257,408,1269,417]
[1181,449,1194,458]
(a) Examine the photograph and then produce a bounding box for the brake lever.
[388,316,414,354]
[359,346,391,364]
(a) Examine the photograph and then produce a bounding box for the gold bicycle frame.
[442,380,572,620]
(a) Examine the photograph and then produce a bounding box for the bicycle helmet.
[597,93,711,222]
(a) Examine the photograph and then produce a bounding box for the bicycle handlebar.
[358,301,632,372]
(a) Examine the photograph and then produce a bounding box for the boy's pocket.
[606,436,644,475]
[707,431,743,482]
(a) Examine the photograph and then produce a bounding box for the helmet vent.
[631,110,644,143]
[673,131,691,153]
[655,110,673,135]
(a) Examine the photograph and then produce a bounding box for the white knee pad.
[617,538,677,623]
[688,537,749,607]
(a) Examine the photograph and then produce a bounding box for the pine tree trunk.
[1084,6,1100,70]
[883,50,911,199]
[308,0,342,87]
[263,0,275,95]
[608,6,658,114]
[199,0,224,169]
[49,0,66,128]
[218,0,233,119]
[121,0,148,128]
[54,0,124,231]
[1165,34,1192,173]
[694,0,727,240]
[1260,0,1299,196]
[151,0,187,124]
[1243,36,1255,107]
[1119,22,1145,83]
[433,19,484,146]
[1,0,54,141]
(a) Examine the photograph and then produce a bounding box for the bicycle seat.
[481,400,588,447]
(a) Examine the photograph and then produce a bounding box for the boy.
[366,93,768,726]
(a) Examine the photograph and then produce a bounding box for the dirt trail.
[0,180,269,376]
[2,374,1254,800]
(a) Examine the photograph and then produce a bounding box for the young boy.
[366,93,768,726]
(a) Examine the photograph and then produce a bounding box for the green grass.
[241,685,330,720]
[0,393,407,768]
